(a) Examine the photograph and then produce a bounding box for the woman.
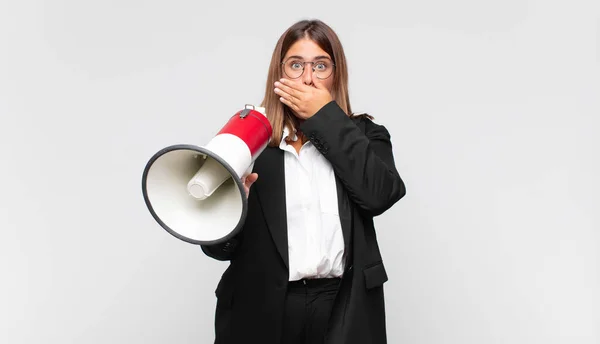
[201,19,406,344]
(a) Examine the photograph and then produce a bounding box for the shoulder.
[350,112,391,139]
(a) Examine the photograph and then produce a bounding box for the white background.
[1,0,598,343]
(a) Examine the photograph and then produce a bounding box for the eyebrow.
[286,55,332,61]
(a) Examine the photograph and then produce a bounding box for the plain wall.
[1,0,598,343]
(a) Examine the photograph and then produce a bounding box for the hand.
[274,78,333,119]
[241,173,258,198]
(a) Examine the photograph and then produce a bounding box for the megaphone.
[141,105,272,245]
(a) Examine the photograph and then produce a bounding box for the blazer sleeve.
[299,100,406,216]
[200,237,240,261]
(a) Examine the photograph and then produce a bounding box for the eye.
[314,62,328,71]
[290,61,304,70]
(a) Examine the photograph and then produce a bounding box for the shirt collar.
[279,126,298,149]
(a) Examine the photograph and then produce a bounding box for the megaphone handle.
[240,108,252,118]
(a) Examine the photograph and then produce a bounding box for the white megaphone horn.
[141,104,272,245]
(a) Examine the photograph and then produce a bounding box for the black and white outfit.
[201,100,406,344]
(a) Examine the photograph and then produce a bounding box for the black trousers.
[281,278,341,344]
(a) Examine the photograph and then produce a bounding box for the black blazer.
[201,100,406,344]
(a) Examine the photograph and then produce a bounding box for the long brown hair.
[260,19,352,146]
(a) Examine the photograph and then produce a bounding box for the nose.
[302,65,314,86]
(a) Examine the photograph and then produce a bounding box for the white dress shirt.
[279,126,345,281]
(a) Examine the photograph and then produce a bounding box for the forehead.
[283,38,331,60]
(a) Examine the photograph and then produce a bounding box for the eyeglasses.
[281,58,335,80]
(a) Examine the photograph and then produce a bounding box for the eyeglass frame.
[280,58,336,80]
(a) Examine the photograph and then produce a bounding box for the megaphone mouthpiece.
[186,154,231,200]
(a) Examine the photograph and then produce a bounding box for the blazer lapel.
[254,147,289,269]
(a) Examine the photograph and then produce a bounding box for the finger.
[274,81,302,101]
[244,173,258,197]
[246,173,258,185]
[279,96,299,112]
[279,78,310,94]
[244,173,258,188]
[273,87,299,104]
